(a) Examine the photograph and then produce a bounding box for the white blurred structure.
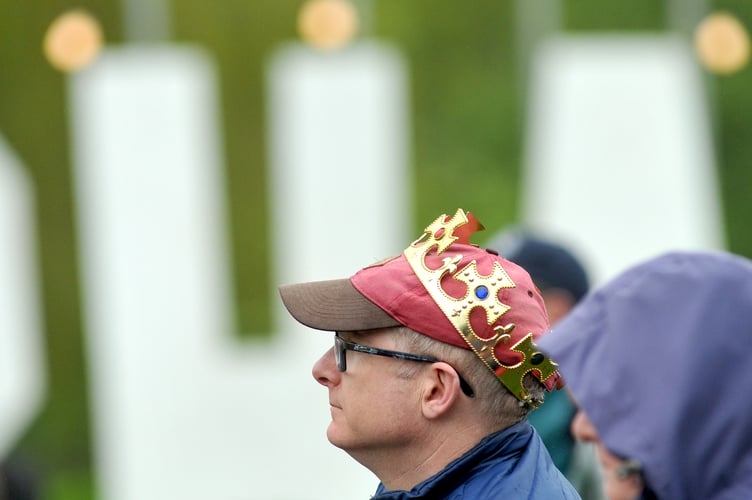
[70,42,408,500]
[267,42,411,284]
[521,35,723,283]
[0,136,46,459]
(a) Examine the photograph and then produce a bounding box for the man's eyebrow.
[335,331,357,342]
[341,329,373,340]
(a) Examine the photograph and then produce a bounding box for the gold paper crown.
[403,209,559,407]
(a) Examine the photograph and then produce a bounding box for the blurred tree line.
[0,1,749,498]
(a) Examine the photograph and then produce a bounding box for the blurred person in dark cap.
[485,228,590,320]
[486,228,603,499]
[539,251,752,499]
[279,209,580,499]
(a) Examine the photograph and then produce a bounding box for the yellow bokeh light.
[297,0,359,51]
[43,9,104,73]
[694,11,750,75]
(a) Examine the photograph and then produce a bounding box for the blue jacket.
[372,420,580,499]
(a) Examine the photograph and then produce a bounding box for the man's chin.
[326,423,344,448]
[326,422,355,452]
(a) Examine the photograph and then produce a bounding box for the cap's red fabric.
[351,243,550,366]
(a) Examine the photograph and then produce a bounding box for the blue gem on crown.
[474,285,489,300]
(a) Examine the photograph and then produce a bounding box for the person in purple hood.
[538,251,752,500]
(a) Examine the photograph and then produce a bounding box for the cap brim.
[278,278,401,332]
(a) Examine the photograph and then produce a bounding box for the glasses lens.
[334,335,346,372]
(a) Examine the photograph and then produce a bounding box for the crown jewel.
[403,209,559,406]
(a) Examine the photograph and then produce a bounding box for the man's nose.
[312,346,339,388]
[570,410,599,443]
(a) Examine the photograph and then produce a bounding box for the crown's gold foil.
[403,209,558,406]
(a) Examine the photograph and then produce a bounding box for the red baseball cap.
[279,209,562,403]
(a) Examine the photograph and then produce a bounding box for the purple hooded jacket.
[538,251,752,499]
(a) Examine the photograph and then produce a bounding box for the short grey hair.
[391,326,545,430]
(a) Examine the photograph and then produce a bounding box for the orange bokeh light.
[298,0,359,51]
[44,9,104,73]
[694,12,750,75]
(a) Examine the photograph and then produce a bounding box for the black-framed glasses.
[334,334,475,397]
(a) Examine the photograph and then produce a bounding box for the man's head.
[281,209,561,398]
[279,210,563,480]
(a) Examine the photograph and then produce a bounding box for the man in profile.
[279,209,580,498]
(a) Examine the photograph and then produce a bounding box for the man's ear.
[420,362,462,419]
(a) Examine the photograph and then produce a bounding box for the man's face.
[311,328,424,458]
[570,411,643,500]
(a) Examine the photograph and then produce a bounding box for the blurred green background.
[1,1,750,498]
